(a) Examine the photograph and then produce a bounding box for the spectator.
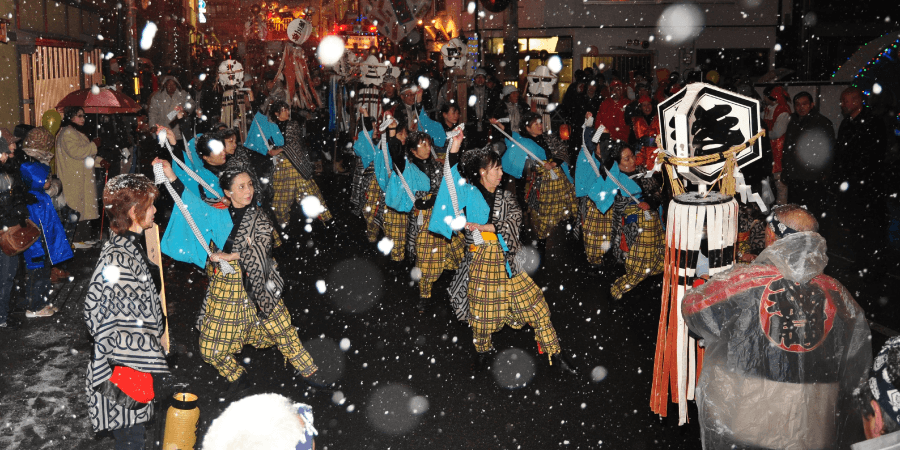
[493,85,527,134]
[595,80,631,143]
[466,68,498,148]
[56,107,107,247]
[582,80,603,124]
[85,174,169,450]
[782,91,835,209]
[832,87,889,267]
[19,128,74,318]
[683,204,872,449]
[148,76,189,137]
[0,131,29,329]
[202,394,317,450]
[852,336,900,450]
[21,128,70,282]
[654,68,672,103]
[763,86,792,204]
[630,95,660,169]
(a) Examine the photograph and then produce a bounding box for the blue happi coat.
[353,128,378,169]
[575,147,603,198]
[418,109,447,149]
[588,162,642,214]
[160,164,232,269]
[428,163,512,277]
[500,132,572,183]
[383,160,431,213]
[244,112,284,156]
[20,162,73,270]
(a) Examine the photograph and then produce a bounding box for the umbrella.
[56,87,141,114]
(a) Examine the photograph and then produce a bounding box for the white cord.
[153,162,235,275]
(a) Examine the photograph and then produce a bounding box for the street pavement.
[0,170,895,449]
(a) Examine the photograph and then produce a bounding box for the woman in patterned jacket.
[428,134,576,374]
[84,174,168,450]
[583,141,665,300]
[496,112,578,245]
[269,101,332,231]
[156,162,324,393]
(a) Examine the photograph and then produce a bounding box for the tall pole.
[503,0,518,86]
[126,0,139,99]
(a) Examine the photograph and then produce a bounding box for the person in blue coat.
[18,136,74,318]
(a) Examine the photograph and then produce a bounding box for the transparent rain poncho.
[682,232,872,449]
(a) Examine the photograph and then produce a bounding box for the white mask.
[527,65,557,97]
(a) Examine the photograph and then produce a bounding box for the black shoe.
[551,352,578,376]
[472,350,494,373]
[0,317,21,329]
[294,369,339,392]
[226,372,251,396]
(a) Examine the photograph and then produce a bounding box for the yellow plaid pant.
[468,241,561,356]
[582,201,613,265]
[363,176,383,243]
[383,207,407,261]
[529,166,578,239]
[272,157,332,228]
[610,205,665,299]
[199,261,318,381]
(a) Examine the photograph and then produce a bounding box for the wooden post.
[451,67,467,124]
[145,224,170,354]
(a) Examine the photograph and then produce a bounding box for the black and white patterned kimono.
[84,232,169,432]
[447,187,524,321]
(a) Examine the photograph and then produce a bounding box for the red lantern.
[559,124,570,141]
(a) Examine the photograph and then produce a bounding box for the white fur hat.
[202,393,317,450]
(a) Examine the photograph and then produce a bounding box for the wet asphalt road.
[1,168,896,449]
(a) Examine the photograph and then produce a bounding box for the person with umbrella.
[56,106,109,248]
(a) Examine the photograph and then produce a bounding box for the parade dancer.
[156,160,323,393]
[352,109,387,243]
[429,134,576,374]
[496,112,577,243]
[383,131,464,301]
[585,142,664,299]
[373,115,410,261]
[266,100,332,231]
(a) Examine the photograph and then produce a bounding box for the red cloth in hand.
[109,365,154,404]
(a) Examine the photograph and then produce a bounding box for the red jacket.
[596,97,631,142]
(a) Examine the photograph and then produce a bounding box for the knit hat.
[0,128,20,144]
[22,127,55,164]
[400,83,418,94]
[502,85,518,98]
[383,75,398,85]
[638,95,652,105]
[473,68,487,78]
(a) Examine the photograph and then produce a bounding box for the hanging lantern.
[559,124,570,141]
[163,392,200,450]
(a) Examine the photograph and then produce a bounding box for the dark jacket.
[781,111,835,182]
[0,160,29,229]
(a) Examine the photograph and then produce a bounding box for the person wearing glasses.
[682,204,872,450]
[56,107,109,248]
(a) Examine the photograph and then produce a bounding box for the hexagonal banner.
[657,83,763,184]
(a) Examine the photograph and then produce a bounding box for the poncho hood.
[753,231,828,284]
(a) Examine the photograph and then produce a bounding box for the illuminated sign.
[198,0,207,23]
